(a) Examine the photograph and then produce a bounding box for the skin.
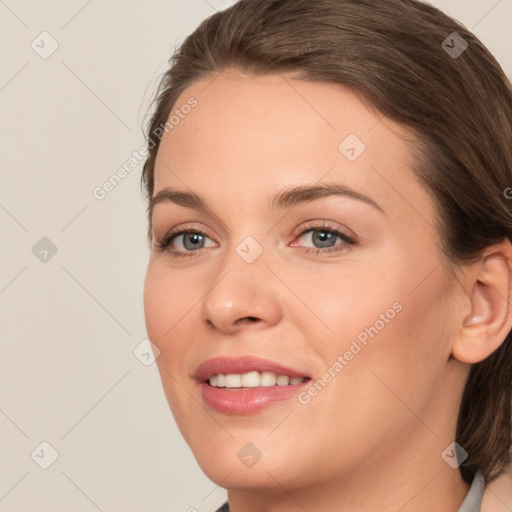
[482,465,512,511]
[143,69,512,512]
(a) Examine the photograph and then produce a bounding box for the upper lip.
[194,356,312,383]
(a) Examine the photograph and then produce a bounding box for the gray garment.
[214,471,486,512]
[458,471,485,512]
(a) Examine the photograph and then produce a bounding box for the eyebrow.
[149,183,384,221]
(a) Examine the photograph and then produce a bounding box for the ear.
[452,239,512,364]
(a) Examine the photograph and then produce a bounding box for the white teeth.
[241,371,260,387]
[260,371,276,387]
[225,374,241,387]
[208,371,307,388]
[276,375,290,386]
[216,374,226,387]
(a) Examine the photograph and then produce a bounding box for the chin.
[189,433,314,495]
[196,456,292,493]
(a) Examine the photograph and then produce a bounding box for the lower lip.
[199,381,310,414]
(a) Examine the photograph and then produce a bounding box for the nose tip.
[200,262,283,334]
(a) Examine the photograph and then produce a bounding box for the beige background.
[1,1,511,511]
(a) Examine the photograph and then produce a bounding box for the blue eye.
[156,223,355,258]
[292,226,355,255]
[157,229,215,256]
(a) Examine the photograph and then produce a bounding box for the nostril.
[237,316,259,324]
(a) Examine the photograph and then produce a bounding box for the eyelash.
[156,222,356,258]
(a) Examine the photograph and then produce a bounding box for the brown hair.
[140,0,512,484]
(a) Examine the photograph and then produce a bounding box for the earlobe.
[452,240,512,364]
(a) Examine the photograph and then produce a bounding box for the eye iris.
[183,232,204,250]
[312,230,336,248]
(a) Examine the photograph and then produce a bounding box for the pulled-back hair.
[140,0,512,484]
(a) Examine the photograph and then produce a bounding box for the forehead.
[152,70,430,222]
[156,70,393,167]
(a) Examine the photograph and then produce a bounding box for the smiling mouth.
[207,371,311,388]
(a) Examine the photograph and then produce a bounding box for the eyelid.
[291,219,356,240]
[156,223,216,252]
[290,221,356,255]
[156,220,357,257]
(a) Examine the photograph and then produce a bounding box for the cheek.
[143,264,202,434]
[289,256,453,402]
[282,261,402,350]
[336,269,455,418]
[143,262,199,342]
[143,263,205,397]
[288,271,454,464]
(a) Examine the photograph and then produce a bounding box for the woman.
[141,0,512,510]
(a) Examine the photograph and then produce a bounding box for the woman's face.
[144,70,464,491]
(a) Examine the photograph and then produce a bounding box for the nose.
[201,256,283,335]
